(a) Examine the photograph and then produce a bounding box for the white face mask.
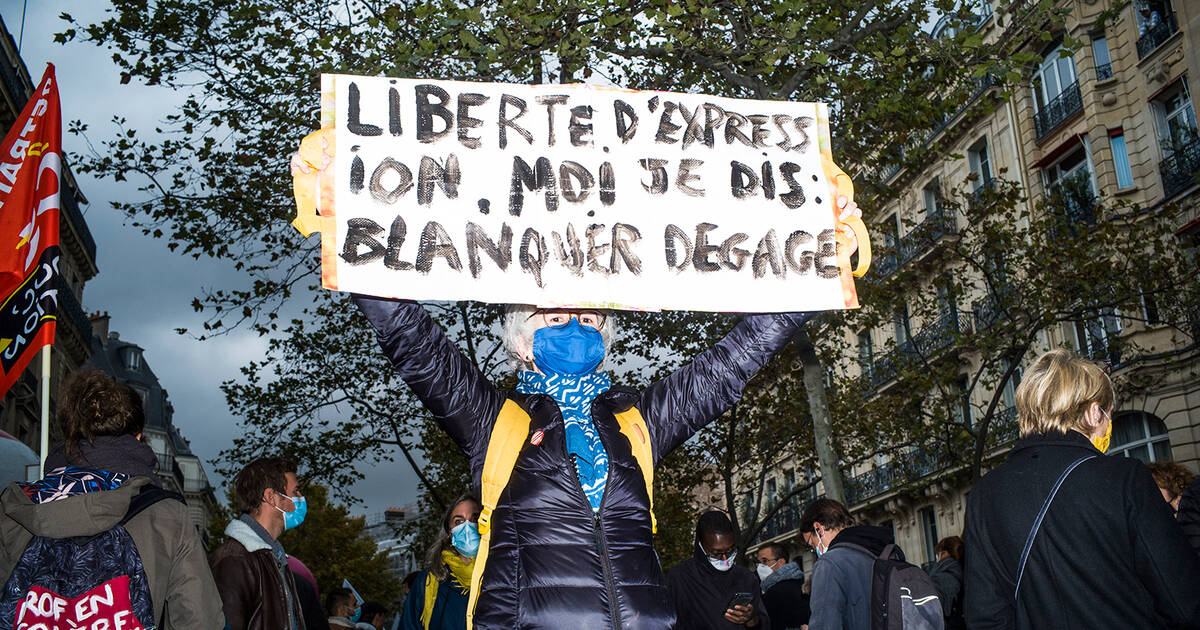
[709,555,736,572]
[756,563,774,580]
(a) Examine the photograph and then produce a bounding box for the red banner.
[0,64,62,399]
[14,576,147,630]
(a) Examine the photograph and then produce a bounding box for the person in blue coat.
[356,199,861,629]
[401,495,480,630]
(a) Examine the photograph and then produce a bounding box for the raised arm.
[353,294,505,461]
[638,312,811,462]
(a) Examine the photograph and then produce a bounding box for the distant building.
[362,503,423,580]
[0,16,99,464]
[86,313,219,547]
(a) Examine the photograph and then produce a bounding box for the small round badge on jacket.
[530,430,544,446]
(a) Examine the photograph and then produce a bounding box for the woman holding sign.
[340,197,859,630]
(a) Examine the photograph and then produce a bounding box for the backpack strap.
[466,399,531,630]
[70,485,184,546]
[1014,455,1096,600]
[614,406,656,534]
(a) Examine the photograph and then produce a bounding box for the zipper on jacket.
[593,512,623,630]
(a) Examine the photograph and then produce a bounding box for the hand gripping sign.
[292,76,870,312]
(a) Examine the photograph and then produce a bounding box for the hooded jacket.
[0,440,223,630]
[807,525,893,630]
[210,516,308,630]
[355,295,809,629]
[666,534,770,630]
[760,562,808,630]
[926,556,963,630]
[964,431,1200,629]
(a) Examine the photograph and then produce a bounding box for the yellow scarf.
[421,550,477,629]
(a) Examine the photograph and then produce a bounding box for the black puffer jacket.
[964,431,1200,629]
[355,296,808,629]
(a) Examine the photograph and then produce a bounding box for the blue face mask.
[350,605,361,623]
[532,319,605,375]
[451,521,481,558]
[274,495,307,530]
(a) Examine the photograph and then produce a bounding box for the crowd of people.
[5,209,1200,628]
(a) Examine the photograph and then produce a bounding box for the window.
[1156,80,1197,153]
[894,304,911,348]
[1067,307,1121,362]
[920,507,939,565]
[1001,362,1024,410]
[766,478,777,505]
[968,137,993,191]
[1109,132,1134,189]
[1033,46,1078,111]
[124,348,143,371]
[956,375,973,428]
[1092,36,1113,81]
[1142,293,1161,325]
[857,329,874,373]
[936,280,958,322]
[923,178,942,216]
[1111,411,1171,462]
[1042,145,1097,224]
[884,213,901,250]
[783,468,795,492]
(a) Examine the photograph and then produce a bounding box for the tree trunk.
[795,327,845,503]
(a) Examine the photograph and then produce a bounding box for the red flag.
[0,64,62,398]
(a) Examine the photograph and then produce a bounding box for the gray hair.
[502,305,619,373]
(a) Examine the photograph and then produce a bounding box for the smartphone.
[726,591,753,610]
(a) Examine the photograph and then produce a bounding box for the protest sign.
[292,76,869,312]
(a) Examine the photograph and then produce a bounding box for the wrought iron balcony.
[908,311,974,357]
[56,284,95,348]
[844,445,949,506]
[988,405,1019,444]
[1095,63,1113,81]
[1034,82,1083,140]
[1160,136,1200,198]
[154,453,185,490]
[1137,12,1178,59]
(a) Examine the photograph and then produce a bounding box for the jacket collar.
[1010,430,1100,456]
[226,514,285,560]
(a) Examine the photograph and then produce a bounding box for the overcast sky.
[0,1,422,519]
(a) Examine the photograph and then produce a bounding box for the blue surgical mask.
[451,521,481,558]
[274,495,307,530]
[532,319,605,375]
[350,606,361,623]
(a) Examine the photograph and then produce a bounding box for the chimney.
[89,311,110,341]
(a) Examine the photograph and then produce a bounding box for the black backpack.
[0,485,183,630]
[836,542,945,630]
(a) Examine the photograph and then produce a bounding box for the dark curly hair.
[58,369,145,461]
[1147,461,1196,503]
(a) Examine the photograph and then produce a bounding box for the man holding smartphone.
[667,511,770,629]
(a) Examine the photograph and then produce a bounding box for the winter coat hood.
[830,524,894,555]
[1,473,152,539]
[761,559,804,593]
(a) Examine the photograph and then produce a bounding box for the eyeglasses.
[530,309,607,332]
[705,546,738,561]
[756,556,780,565]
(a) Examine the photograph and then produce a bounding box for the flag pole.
[39,345,50,477]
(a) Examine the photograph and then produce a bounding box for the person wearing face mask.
[755,543,809,630]
[210,457,309,630]
[799,498,891,630]
[349,196,862,630]
[667,510,769,629]
[400,495,481,630]
[964,349,1200,629]
[326,588,360,629]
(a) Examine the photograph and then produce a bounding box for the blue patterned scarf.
[517,371,611,512]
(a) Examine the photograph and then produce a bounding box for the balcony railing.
[874,208,958,278]
[989,405,1020,444]
[56,285,94,348]
[1137,12,1178,59]
[1034,82,1083,140]
[1160,136,1200,198]
[844,445,950,506]
[154,453,185,490]
[1095,62,1113,81]
[862,311,973,389]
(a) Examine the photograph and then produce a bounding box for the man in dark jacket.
[668,511,769,629]
[801,498,893,630]
[755,544,808,630]
[210,457,308,630]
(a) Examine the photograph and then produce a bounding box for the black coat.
[667,543,770,630]
[1178,476,1200,559]
[356,296,807,629]
[964,431,1200,629]
[761,574,808,630]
